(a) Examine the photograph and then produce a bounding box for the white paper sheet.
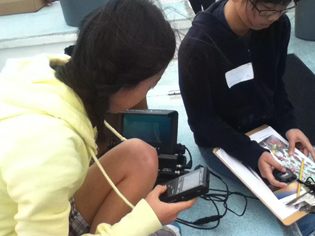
[216,126,315,221]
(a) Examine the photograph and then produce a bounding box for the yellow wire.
[104,120,127,142]
[89,120,134,209]
[91,152,134,209]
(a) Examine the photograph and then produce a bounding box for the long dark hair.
[56,0,176,132]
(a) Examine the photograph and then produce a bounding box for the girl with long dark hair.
[0,0,196,235]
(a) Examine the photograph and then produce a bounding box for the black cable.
[176,196,223,229]
[226,192,247,216]
[176,167,258,230]
[209,188,259,200]
[184,146,193,169]
[297,177,315,191]
[175,144,192,170]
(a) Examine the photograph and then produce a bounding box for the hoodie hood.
[192,0,235,37]
[0,54,97,156]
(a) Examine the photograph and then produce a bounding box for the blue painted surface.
[0,1,315,235]
[0,2,76,42]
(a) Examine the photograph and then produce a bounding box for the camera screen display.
[181,170,200,192]
[122,114,172,145]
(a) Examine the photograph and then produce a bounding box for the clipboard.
[213,125,308,225]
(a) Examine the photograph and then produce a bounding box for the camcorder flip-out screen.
[159,167,210,203]
[120,109,178,154]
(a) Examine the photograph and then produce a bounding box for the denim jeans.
[199,146,315,236]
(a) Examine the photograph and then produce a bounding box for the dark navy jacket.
[178,0,298,169]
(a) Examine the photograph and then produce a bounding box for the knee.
[123,139,159,176]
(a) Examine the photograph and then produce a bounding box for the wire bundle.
[176,167,258,230]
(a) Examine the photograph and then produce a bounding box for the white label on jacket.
[225,63,254,88]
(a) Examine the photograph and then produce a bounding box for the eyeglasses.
[248,0,299,17]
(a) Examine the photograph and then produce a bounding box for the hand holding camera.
[145,185,197,225]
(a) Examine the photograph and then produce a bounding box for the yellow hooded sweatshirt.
[0,54,162,236]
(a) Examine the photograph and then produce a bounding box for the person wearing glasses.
[178,0,315,235]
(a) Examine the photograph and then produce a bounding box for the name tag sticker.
[225,63,254,88]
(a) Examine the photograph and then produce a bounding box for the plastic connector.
[176,143,186,155]
[193,215,222,225]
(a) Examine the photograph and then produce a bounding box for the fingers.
[264,169,287,188]
[296,139,315,161]
[300,141,315,162]
[288,139,295,157]
[259,152,287,188]
[169,198,198,212]
[146,186,198,225]
[268,155,286,172]
[152,185,167,196]
[297,137,314,156]
[260,161,287,188]
[268,177,287,188]
[302,148,309,158]
[286,129,315,160]
[161,198,197,224]
[305,143,315,160]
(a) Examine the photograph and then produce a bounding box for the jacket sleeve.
[86,199,162,236]
[3,116,162,236]
[3,117,88,236]
[178,34,267,169]
[273,16,299,136]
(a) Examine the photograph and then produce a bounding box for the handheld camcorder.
[105,109,189,182]
[159,166,210,203]
[104,109,210,201]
